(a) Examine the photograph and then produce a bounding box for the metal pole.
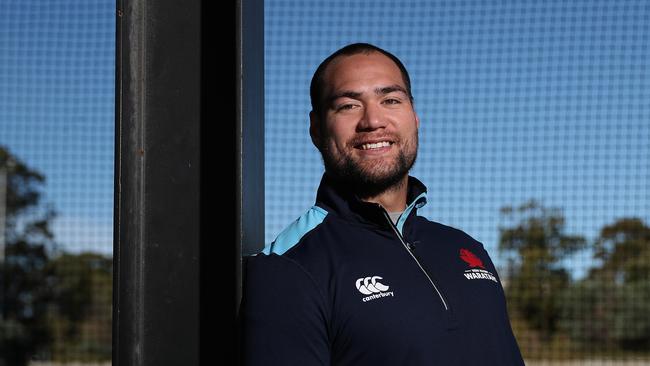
[114,0,200,364]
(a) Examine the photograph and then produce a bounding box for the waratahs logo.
[460,248,485,269]
[459,248,498,283]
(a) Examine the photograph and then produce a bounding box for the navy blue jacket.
[240,174,524,365]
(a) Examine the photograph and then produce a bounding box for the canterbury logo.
[355,276,390,295]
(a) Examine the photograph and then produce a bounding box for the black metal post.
[237,0,265,311]
[114,0,201,364]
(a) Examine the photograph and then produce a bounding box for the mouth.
[354,140,394,151]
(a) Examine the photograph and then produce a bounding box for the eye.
[336,103,358,112]
[383,98,401,105]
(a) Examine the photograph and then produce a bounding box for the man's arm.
[239,254,330,366]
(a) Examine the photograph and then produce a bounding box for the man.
[239,43,524,365]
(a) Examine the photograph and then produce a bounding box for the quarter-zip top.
[380,206,450,311]
[241,173,525,365]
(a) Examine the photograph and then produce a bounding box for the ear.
[309,111,322,150]
[415,113,420,129]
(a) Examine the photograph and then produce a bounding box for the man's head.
[309,43,420,198]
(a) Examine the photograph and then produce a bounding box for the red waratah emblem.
[460,248,485,269]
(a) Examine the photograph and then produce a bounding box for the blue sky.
[264,0,650,278]
[0,0,648,279]
[0,0,115,255]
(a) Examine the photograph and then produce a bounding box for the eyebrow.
[326,84,408,106]
[376,85,408,96]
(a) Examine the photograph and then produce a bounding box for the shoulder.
[261,205,329,255]
[249,205,346,296]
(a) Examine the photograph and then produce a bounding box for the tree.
[562,218,650,351]
[0,146,57,365]
[498,200,585,342]
[45,252,112,361]
[594,218,650,284]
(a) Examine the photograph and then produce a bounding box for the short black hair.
[309,43,414,117]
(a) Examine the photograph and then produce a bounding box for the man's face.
[310,52,420,194]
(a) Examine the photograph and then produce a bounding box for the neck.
[358,175,409,212]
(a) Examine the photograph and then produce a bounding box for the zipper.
[381,209,450,311]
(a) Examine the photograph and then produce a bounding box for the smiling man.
[239,43,524,365]
[310,50,419,210]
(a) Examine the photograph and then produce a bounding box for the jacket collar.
[314,173,428,228]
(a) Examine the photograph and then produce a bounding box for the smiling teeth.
[361,141,391,150]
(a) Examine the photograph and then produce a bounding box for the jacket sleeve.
[239,254,330,366]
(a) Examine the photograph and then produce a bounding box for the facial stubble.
[321,131,418,199]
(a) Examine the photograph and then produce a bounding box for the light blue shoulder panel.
[262,206,328,255]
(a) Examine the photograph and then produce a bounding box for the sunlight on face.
[316,52,420,194]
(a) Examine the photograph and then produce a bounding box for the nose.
[357,103,387,131]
